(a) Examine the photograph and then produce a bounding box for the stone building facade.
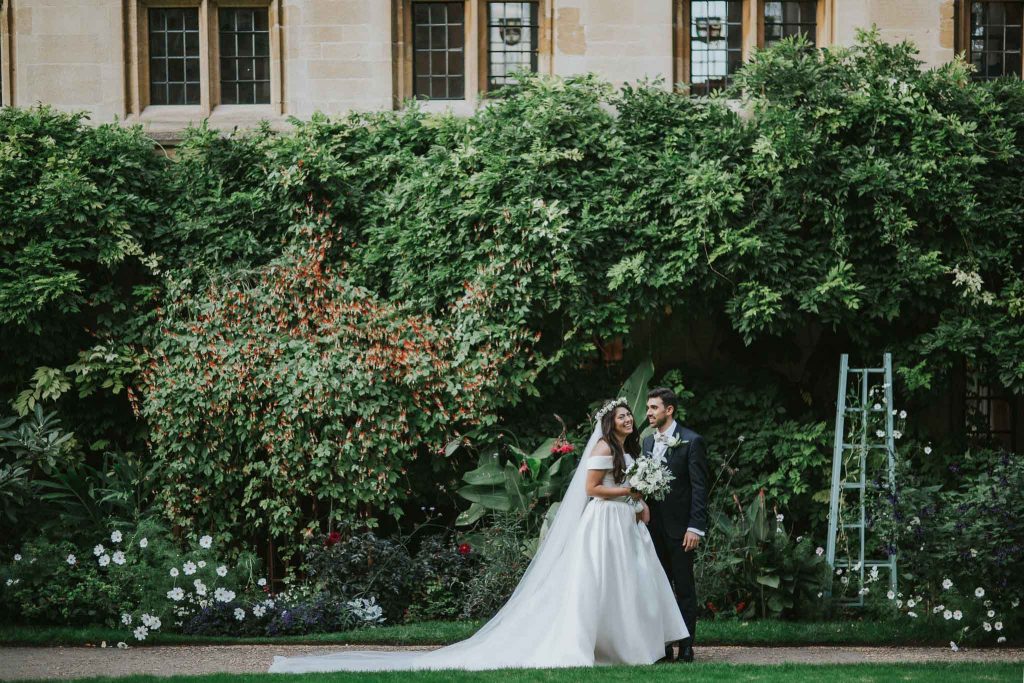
[3,0,1018,140]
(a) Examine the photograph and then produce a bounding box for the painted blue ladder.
[825,353,898,606]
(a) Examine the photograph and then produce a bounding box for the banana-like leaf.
[535,454,572,498]
[747,491,770,544]
[503,461,530,512]
[756,574,781,588]
[529,437,559,460]
[462,453,504,486]
[525,457,541,478]
[457,484,513,511]
[455,502,487,526]
[620,358,654,423]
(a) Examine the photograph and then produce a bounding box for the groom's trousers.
[650,521,698,644]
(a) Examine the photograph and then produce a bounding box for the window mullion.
[199,0,212,115]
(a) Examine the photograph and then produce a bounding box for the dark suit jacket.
[643,423,710,540]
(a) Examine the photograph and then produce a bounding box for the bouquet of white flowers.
[625,457,675,501]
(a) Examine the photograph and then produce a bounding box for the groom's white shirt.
[652,419,705,538]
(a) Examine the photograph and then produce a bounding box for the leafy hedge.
[2,31,1022,554]
[0,108,165,335]
[0,106,167,449]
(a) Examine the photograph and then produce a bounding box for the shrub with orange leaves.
[140,229,533,560]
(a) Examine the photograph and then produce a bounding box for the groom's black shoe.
[678,638,694,663]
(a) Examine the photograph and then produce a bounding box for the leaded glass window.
[412,2,465,99]
[969,1,1023,79]
[149,8,201,105]
[690,0,743,95]
[966,367,1016,451]
[487,1,539,89]
[764,1,817,47]
[219,8,271,104]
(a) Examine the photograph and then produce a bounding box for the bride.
[269,398,688,672]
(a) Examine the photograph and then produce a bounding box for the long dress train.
[268,430,687,672]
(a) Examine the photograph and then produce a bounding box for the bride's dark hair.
[597,402,640,483]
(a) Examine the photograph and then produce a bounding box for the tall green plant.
[455,359,654,529]
[704,490,826,618]
[0,407,78,535]
[36,451,161,535]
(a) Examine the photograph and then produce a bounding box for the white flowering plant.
[121,533,270,640]
[873,577,1019,648]
[854,446,1024,646]
[825,401,1021,645]
[0,519,272,639]
[347,596,386,625]
[3,524,415,638]
[175,579,390,637]
[0,519,181,627]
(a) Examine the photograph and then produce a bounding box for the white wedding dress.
[268,423,687,672]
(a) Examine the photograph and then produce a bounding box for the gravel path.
[3,644,1023,680]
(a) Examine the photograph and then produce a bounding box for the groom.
[644,387,709,664]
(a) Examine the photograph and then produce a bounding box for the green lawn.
[11,663,1023,683]
[0,619,1016,648]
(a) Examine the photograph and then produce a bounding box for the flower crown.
[595,397,628,422]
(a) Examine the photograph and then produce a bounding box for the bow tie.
[654,433,672,444]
